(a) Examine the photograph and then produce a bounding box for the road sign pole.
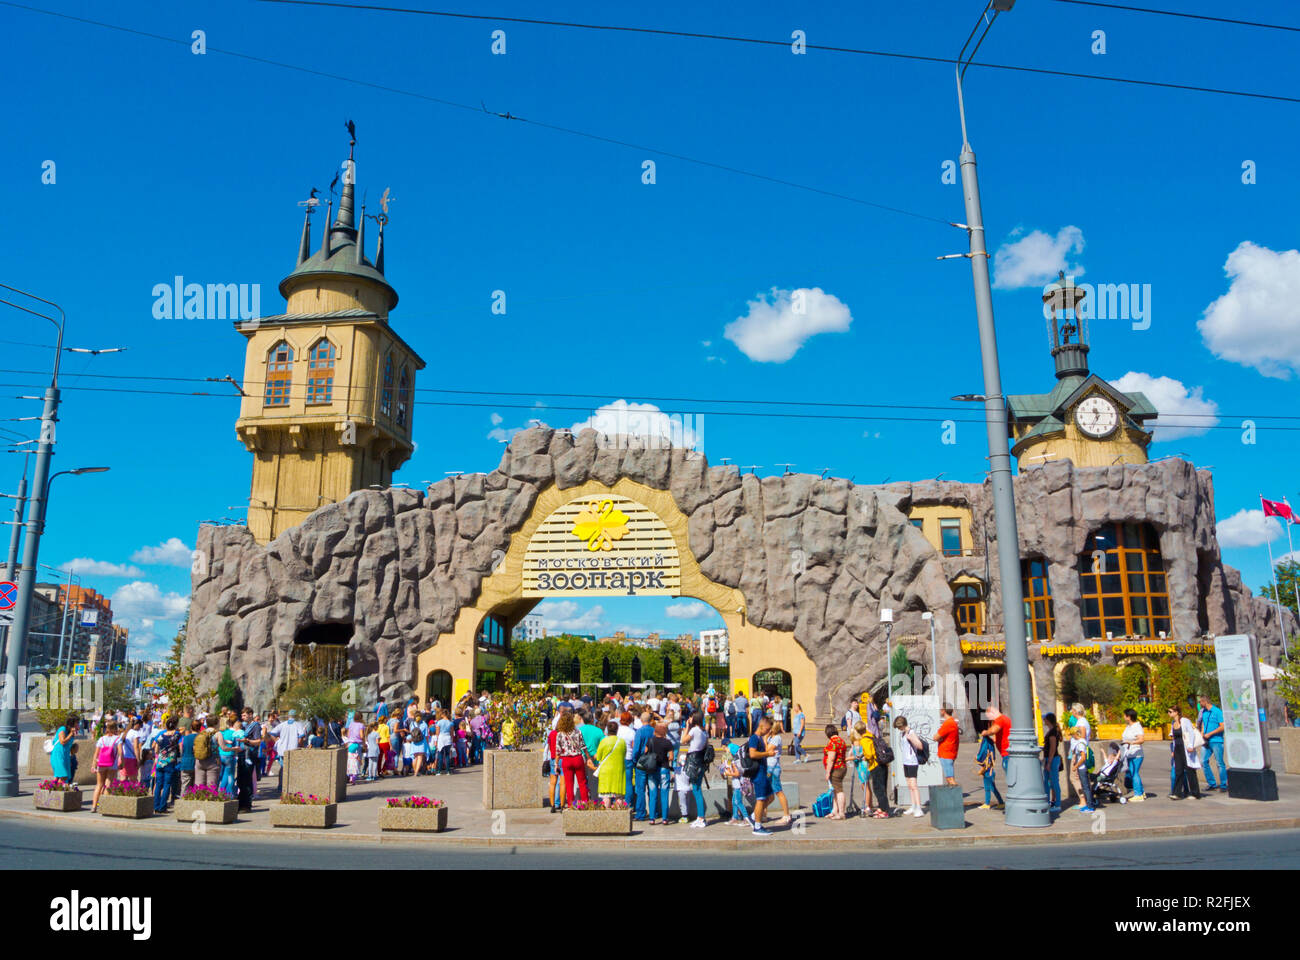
[0,384,59,797]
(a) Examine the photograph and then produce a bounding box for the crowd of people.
[44,683,1234,830]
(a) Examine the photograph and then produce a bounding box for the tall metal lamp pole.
[951,0,1049,826]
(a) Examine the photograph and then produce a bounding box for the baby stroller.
[1089,750,1126,806]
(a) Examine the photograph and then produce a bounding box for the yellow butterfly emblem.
[570,499,629,551]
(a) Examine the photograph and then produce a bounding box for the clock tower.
[1005,273,1156,470]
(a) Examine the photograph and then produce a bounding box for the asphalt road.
[4,819,1299,869]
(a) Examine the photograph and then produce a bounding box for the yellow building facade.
[235,138,425,543]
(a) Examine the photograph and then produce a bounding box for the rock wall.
[187,428,954,716]
[187,432,1295,720]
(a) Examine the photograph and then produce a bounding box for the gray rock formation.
[186,429,1294,721]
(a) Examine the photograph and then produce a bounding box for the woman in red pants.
[554,711,591,807]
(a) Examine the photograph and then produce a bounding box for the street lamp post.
[951,0,1049,827]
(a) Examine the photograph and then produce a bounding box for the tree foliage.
[511,633,704,693]
[1260,559,1300,620]
[1154,656,1191,713]
[278,673,347,724]
[1275,636,1300,716]
[215,665,242,713]
[157,615,208,714]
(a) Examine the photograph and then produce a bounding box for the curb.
[3,806,1298,851]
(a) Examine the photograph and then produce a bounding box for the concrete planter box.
[1095,724,1125,741]
[1276,727,1300,775]
[1143,726,1164,741]
[378,805,449,832]
[34,788,83,812]
[22,733,96,786]
[284,747,347,803]
[483,749,542,810]
[270,802,337,828]
[562,807,633,836]
[99,793,153,819]
[175,799,238,825]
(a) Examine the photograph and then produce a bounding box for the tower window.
[264,341,293,407]
[954,583,984,635]
[380,353,394,419]
[306,338,335,404]
[397,366,410,428]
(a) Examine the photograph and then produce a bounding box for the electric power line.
[255,0,1300,105]
[0,366,1294,420]
[0,379,1297,430]
[1048,0,1300,34]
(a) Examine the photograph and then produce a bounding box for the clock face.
[1075,395,1119,438]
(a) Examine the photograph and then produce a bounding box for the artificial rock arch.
[185,427,956,720]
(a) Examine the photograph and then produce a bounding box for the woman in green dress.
[594,721,627,806]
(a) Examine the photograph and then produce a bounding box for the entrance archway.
[425,669,452,708]
[753,668,792,702]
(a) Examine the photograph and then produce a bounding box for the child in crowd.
[721,743,754,826]
[365,722,380,781]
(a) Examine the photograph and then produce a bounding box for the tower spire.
[297,210,312,265]
[356,202,366,267]
[320,198,333,258]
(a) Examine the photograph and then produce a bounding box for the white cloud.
[724,287,852,362]
[665,601,712,620]
[1216,509,1282,549]
[1109,372,1220,441]
[58,558,144,578]
[131,537,193,567]
[571,400,702,450]
[1199,241,1300,379]
[992,226,1085,290]
[534,600,607,634]
[111,581,191,630]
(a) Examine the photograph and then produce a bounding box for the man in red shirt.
[982,707,1013,781]
[935,705,960,785]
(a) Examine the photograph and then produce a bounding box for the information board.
[889,694,944,793]
[1214,634,1270,771]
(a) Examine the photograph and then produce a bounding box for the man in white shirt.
[270,709,303,786]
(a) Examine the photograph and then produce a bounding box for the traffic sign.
[72,663,87,676]
[0,581,16,611]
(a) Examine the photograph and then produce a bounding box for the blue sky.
[5,0,1300,658]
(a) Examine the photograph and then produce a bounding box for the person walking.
[1121,708,1147,801]
[869,724,892,818]
[1042,713,1063,813]
[1197,695,1227,791]
[822,723,849,820]
[746,717,777,836]
[1169,705,1203,800]
[733,692,749,738]
[178,719,197,796]
[764,720,792,826]
[894,715,927,817]
[1069,725,1096,813]
[629,711,655,821]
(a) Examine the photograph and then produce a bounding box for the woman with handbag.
[594,721,627,807]
[643,722,675,825]
[1168,705,1203,799]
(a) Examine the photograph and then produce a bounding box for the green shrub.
[1154,657,1190,713]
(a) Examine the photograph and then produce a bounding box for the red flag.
[1261,497,1294,521]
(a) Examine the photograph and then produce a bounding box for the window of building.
[954,583,984,634]
[1077,522,1171,639]
[939,517,963,557]
[397,365,410,428]
[306,338,335,404]
[475,613,510,656]
[909,518,924,531]
[1022,557,1055,641]
[380,353,394,419]
[264,341,293,407]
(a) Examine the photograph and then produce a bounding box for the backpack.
[193,731,212,760]
[707,698,717,714]
[912,735,930,765]
[737,744,761,779]
[872,735,894,765]
[701,743,716,767]
[410,725,425,745]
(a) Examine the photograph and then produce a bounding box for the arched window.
[1077,522,1170,639]
[954,583,984,634]
[380,353,394,418]
[1022,557,1055,641]
[306,338,335,404]
[264,341,293,406]
[396,365,410,428]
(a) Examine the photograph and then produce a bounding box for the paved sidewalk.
[4,748,1296,852]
